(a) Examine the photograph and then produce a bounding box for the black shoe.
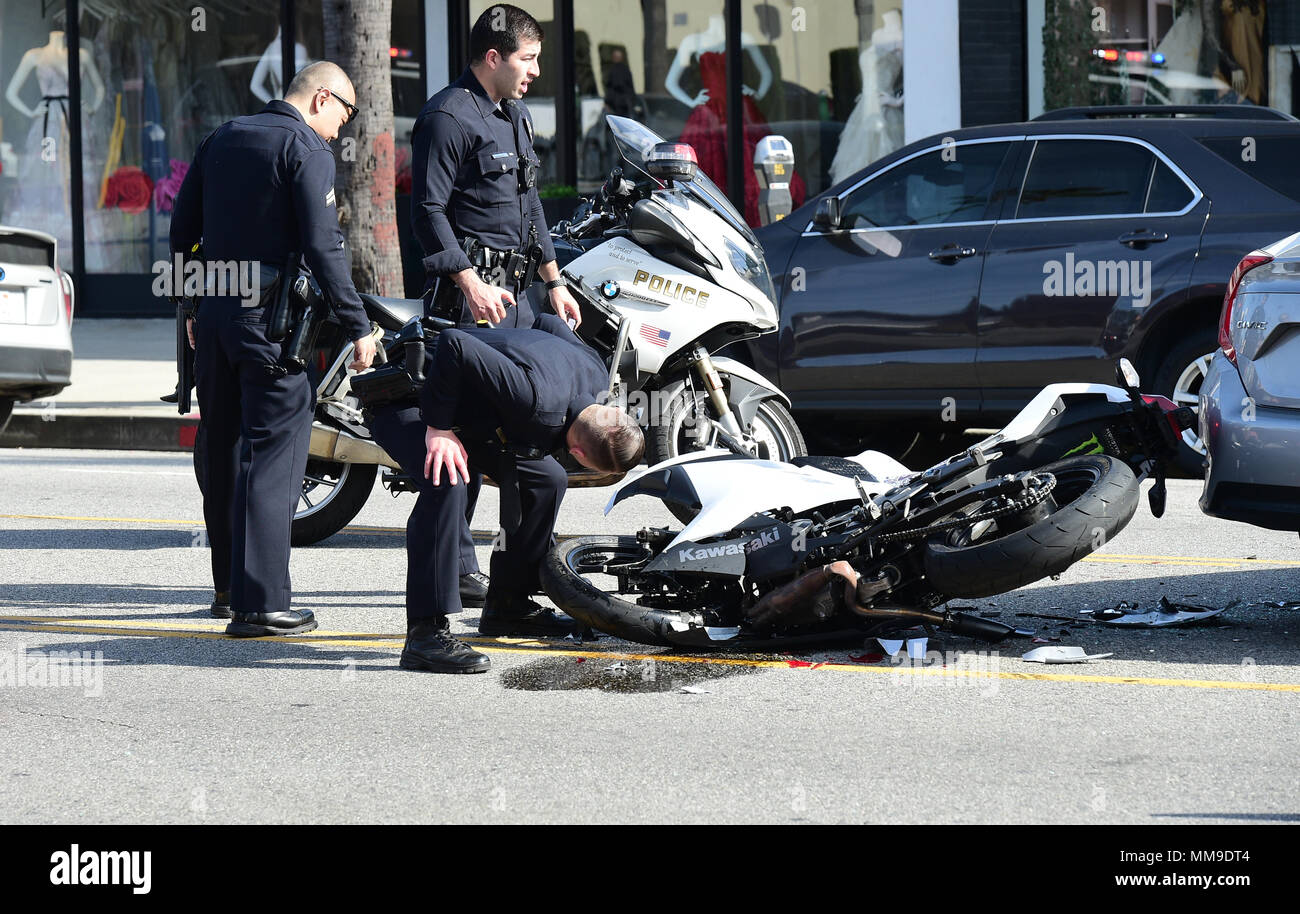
[480,595,577,638]
[210,591,232,619]
[400,618,491,674]
[458,572,490,608]
[160,389,179,403]
[225,609,317,637]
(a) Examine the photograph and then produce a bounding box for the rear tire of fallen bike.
[921,454,1138,599]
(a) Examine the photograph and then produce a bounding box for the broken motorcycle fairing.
[542,374,1194,650]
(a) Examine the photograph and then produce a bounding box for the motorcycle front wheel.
[921,455,1138,599]
[191,421,377,546]
[543,535,714,646]
[645,382,807,523]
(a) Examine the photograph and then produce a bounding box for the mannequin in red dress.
[678,51,805,227]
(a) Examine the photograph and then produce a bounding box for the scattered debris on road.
[1021,646,1113,664]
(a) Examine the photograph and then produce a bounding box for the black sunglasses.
[320,86,359,121]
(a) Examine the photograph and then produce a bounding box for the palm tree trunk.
[323,0,402,297]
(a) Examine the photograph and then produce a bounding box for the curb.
[0,412,199,451]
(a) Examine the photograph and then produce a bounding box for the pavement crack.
[9,708,140,732]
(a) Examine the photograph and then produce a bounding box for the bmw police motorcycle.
[190,116,805,544]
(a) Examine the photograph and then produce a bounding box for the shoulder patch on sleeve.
[325,187,336,206]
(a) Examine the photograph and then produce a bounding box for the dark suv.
[747,105,1300,471]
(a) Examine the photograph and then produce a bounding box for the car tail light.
[56,266,74,324]
[1218,251,1272,363]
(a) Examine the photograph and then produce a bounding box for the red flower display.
[104,165,155,214]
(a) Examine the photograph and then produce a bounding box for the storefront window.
[1036,0,1293,114]
[68,4,284,274]
[576,1,904,226]
[0,2,89,270]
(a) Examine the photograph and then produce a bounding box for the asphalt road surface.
[1,448,1298,824]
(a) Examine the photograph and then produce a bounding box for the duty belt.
[463,230,542,291]
[426,228,544,322]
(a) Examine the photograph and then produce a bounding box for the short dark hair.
[575,407,645,474]
[470,4,544,63]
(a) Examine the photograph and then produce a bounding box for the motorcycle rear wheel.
[921,455,1138,599]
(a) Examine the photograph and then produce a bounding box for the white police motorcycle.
[214,115,805,545]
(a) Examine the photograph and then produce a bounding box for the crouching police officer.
[170,61,376,636]
[410,4,582,611]
[367,314,644,673]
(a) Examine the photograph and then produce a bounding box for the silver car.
[0,225,74,432]
[1199,230,1300,530]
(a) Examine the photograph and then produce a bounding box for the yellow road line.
[2,616,1298,693]
[1082,557,1245,568]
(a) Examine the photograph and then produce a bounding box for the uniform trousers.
[368,404,567,622]
[194,297,313,615]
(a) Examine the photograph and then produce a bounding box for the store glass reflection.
[574,1,906,227]
[1037,0,1294,113]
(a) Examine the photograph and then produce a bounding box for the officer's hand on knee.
[350,335,376,372]
[424,426,469,486]
[186,318,196,350]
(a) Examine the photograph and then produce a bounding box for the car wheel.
[1152,332,1217,477]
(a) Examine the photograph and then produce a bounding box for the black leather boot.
[400,618,492,673]
[458,572,490,608]
[479,595,577,637]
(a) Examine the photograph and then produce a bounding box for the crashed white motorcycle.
[541,363,1196,650]
[227,114,806,544]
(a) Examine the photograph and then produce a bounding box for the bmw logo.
[0,267,5,282]
[600,280,620,300]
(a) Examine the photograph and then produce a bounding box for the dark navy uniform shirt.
[420,315,606,452]
[410,68,557,278]
[169,99,370,341]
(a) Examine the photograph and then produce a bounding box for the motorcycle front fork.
[687,345,755,455]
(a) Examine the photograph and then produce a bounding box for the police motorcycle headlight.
[724,236,777,304]
[645,143,699,183]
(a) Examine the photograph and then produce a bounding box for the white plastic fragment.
[1021,646,1114,664]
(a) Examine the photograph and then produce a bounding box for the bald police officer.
[410,3,583,610]
[171,61,376,637]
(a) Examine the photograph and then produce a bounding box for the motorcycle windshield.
[607,115,756,244]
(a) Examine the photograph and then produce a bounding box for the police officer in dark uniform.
[410,3,584,611]
[170,61,376,637]
[367,314,645,673]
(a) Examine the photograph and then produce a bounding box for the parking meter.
[754,135,795,225]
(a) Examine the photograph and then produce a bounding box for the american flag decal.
[639,323,671,348]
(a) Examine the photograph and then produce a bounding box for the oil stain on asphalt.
[500,655,762,693]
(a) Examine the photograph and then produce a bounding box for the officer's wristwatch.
[544,279,566,291]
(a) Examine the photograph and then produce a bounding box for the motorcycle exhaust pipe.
[308,422,402,470]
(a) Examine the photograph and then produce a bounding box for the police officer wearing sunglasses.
[170,61,376,637]
[409,3,584,627]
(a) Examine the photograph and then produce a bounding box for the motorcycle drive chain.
[870,472,1058,545]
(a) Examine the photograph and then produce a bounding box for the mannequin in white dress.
[250,28,312,104]
[3,31,105,263]
[829,9,904,186]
